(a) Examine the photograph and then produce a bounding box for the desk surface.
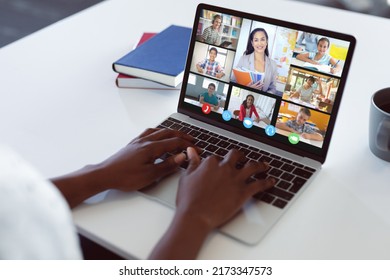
[1,0,390,259]
[291,57,342,77]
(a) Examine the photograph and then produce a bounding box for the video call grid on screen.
[179,4,355,159]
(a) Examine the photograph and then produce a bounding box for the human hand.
[96,128,196,192]
[301,132,323,141]
[248,81,264,90]
[176,148,275,232]
[149,148,274,259]
[301,132,308,139]
[289,91,299,99]
[196,65,204,74]
[301,132,312,139]
[52,128,198,209]
[215,72,224,79]
[261,117,271,125]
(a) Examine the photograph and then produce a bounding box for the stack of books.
[112,25,192,90]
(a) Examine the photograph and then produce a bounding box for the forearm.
[215,72,225,78]
[333,64,341,73]
[253,107,260,119]
[149,212,211,259]
[51,164,107,209]
[276,122,294,132]
[307,132,323,141]
[239,106,246,119]
[290,91,299,98]
[318,83,323,95]
[296,53,309,62]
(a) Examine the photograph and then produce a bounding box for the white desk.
[1,0,390,259]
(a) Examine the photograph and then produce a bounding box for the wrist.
[173,209,214,237]
[51,163,109,208]
[79,163,110,192]
[149,209,213,259]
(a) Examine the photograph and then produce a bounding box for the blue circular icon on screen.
[265,125,276,136]
[243,117,253,129]
[222,110,232,121]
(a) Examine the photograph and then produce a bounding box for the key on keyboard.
[157,117,315,209]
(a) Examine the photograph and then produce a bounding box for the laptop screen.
[178,4,356,163]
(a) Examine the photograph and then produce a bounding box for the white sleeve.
[0,144,82,259]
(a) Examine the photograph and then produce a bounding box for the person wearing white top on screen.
[200,14,222,46]
[296,37,342,74]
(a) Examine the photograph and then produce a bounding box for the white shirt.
[245,108,251,118]
[0,144,82,259]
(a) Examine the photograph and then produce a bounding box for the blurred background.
[292,0,390,17]
[0,0,103,47]
[0,0,390,48]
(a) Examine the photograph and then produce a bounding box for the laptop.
[140,3,356,245]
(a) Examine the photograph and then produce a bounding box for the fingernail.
[268,177,276,184]
[174,153,186,164]
[186,147,196,160]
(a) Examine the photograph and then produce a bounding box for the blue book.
[113,25,192,88]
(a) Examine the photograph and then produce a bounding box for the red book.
[115,32,180,89]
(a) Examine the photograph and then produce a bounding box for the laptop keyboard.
[157,117,315,210]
